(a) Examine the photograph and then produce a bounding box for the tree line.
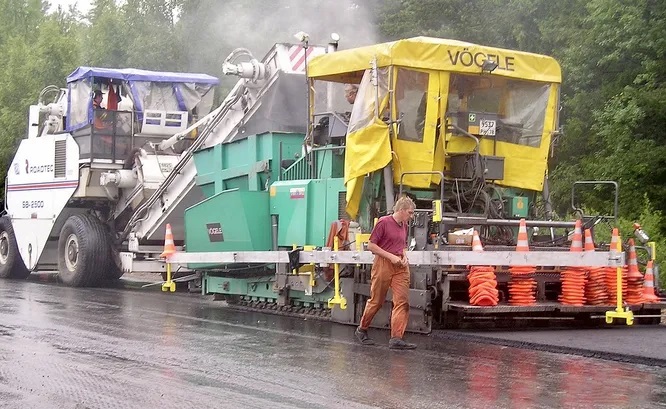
[1,0,664,255]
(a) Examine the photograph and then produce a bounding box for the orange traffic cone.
[625,239,645,305]
[583,229,595,252]
[642,261,660,302]
[583,229,608,305]
[160,223,176,259]
[560,220,587,306]
[561,220,585,306]
[472,230,484,252]
[626,239,642,279]
[467,230,499,306]
[605,228,625,305]
[609,228,620,250]
[509,219,536,305]
[516,218,529,252]
[468,268,499,306]
[569,219,583,252]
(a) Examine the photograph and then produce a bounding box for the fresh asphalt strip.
[432,326,666,367]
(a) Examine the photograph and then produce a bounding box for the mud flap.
[348,282,432,334]
[331,277,356,325]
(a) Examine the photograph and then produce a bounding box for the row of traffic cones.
[465,220,661,307]
[562,225,660,306]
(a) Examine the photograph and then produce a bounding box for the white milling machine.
[1,42,329,286]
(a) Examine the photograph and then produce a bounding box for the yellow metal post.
[355,233,372,267]
[432,200,442,222]
[302,245,316,289]
[606,232,634,325]
[648,241,656,261]
[161,262,176,292]
[327,236,347,310]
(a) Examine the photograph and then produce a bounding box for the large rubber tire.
[0,216,30,279]
[58,214,110,287]
[105,246,124,280]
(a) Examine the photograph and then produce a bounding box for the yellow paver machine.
[169,36,664,329]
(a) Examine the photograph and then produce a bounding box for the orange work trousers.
[359,255,410,339]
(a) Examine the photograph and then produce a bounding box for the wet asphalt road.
[1,278,665,409]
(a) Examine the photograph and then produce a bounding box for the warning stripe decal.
[7,180,78,191]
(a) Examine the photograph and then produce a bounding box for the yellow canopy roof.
[308,37,561,84]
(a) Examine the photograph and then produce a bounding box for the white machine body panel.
[6,133,80,269]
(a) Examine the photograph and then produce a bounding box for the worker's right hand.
[391,255,402,265]
[399,255,409,267]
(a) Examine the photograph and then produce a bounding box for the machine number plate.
[22,200,44,209]
[160,163,173,173]
[479,119,496,136]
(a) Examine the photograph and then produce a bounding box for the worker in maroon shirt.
[355,196,417,350]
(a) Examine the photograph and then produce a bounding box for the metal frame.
[167,249,624,268]
[571,180,619,220]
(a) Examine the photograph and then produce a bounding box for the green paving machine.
[169,37,664,330]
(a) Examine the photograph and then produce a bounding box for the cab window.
[394,69,429,143]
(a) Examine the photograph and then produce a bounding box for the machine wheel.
[58,214,110,287]
[104,245,124,281]
[0,216,30,279]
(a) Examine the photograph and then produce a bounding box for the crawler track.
[224,297,333,321]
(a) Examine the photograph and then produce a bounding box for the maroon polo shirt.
[369,215,408,256]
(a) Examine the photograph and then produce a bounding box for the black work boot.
[388,337,417,350]
[355,327,375,345]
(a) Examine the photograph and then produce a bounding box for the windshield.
[446,74,550,147]
[66,79,216,132]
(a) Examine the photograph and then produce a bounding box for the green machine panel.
[185,190,271,267]
[192,132,304,198]
[270,178,345,247]
[506,195,529,218]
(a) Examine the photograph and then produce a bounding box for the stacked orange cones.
[559,220,587,306]
[624,239,645,305]
[508,219,536,305]
[604,228,627,305]
[583,229,608,305]
[467,230,499,306]
[642,261,660,302]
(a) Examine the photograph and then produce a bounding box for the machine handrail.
[280,145,344,181]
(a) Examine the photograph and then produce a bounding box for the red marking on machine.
[288,45,315,72]
[289,187,305,199]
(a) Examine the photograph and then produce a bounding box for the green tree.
[82,0,185,70]
[0,1,81,195]
[82,0,129,66]
[121,0,185,70]
[550,0,666,230]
